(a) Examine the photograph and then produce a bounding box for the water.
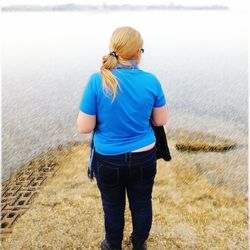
[1,10,248,181]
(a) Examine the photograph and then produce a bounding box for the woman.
[77,26,168,250]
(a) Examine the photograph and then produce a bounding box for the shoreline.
[1,128,248,248]
[2,127,247,195]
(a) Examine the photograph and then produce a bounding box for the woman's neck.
[116,59,139,69]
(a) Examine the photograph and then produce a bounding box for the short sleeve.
[79,74,97,115]
[154,77,167,108]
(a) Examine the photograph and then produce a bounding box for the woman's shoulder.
[139,69,157,78]
[89,69,160,85]
[89,71,102,81]
[138,69,161,84]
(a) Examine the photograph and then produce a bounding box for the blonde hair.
[100,26,144,102]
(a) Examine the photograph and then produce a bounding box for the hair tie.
[109,51,118,59]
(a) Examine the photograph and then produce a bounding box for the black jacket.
[149,116,171,161]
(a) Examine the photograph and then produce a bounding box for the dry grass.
[1,134,248,249]
[175,142,237,152]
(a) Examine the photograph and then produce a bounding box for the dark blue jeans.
[92,145,157,249]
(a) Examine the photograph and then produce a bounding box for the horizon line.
[2,3,230,11]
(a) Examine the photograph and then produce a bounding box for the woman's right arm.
[151,104,169,126]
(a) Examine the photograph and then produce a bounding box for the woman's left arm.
[76,111,96,134]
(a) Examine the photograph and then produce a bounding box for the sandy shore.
[1,129,248,249]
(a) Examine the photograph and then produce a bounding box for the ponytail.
[100,53,122,103]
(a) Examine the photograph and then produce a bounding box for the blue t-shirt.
[79,63,167,155]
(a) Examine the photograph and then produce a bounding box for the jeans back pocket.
[140,160,157,181]
[97,161,119,186]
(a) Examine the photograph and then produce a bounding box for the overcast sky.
[1,0,248,10]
